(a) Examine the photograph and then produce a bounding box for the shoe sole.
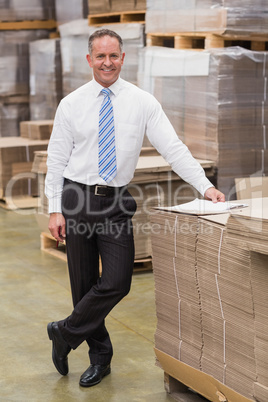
[79,367,111,388]
[47,323,68,376]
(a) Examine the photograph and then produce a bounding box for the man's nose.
[103,56,112,66]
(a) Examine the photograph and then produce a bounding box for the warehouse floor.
[0,206,174,402]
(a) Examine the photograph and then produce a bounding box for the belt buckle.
[95,185,106,196]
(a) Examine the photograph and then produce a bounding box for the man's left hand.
[204,187,225,203]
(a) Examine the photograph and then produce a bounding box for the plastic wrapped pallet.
[138,46,268,199]
[146,0,268,36]
[29,38,63,120]
[0,0,55,21]
[59,20,144,96]
[55,0,89,25]
[0,30,51,97]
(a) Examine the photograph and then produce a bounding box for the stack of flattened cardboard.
[29,38,63,120]
[151,198,268,401]
[226,198,268,402]
[88,0,146,14]
[20,121,53,140]
[197,214,256,397]
[138,46,268,199]
[0,137,48,199]
[151,210,202,370]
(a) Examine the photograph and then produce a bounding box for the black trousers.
[58,179,137,365]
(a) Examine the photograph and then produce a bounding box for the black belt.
[64,179,125,197]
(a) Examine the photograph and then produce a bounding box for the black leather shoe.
[79,364,111,387]
[47,321,71,376]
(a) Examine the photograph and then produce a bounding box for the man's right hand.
[48,213,66,243]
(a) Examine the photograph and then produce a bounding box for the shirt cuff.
[48,197,62,214]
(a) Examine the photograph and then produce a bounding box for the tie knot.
[101,88,111,98]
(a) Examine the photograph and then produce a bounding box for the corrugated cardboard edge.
[154,348,254,402]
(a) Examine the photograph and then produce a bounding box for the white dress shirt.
[45,77,213,213]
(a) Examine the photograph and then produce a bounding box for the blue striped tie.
[98,88,117,183]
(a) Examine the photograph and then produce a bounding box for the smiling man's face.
[86,35,125,88]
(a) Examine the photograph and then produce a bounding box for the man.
[45,28,225,388]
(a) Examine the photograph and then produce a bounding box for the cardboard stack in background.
[59,20,145,96]
[29,38,63,120]
[0,137,48,200]
[20,120,54,140]
[88,0,146,14]
[138,46,268,199]
[146,0,268,35]
[151,198,268,401]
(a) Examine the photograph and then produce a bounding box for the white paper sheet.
[158,198,248,215]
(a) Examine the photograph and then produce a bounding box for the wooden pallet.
[88,10,146,26]
[0,19,57,30]
[146,32,268,51]
[164,373,209,402]
[0,195,39,211]
[40,232,67,262]
[40,231,152,272]
[0,95,29,104]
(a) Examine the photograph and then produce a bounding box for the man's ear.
[121,52,125,66]
[86,54,92,67]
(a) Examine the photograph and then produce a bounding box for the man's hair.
[88,29,123,55]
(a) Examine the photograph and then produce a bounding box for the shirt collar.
[92,77,122,98]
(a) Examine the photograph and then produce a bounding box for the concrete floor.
[0,206,174,402]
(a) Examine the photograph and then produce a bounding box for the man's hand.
[48,213,66,243]
[204,187,225,203]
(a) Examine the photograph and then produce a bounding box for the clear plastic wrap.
[55,0,88,25]
[29,38,63,120]
[145,0,268,35]
[138,46,268,198]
